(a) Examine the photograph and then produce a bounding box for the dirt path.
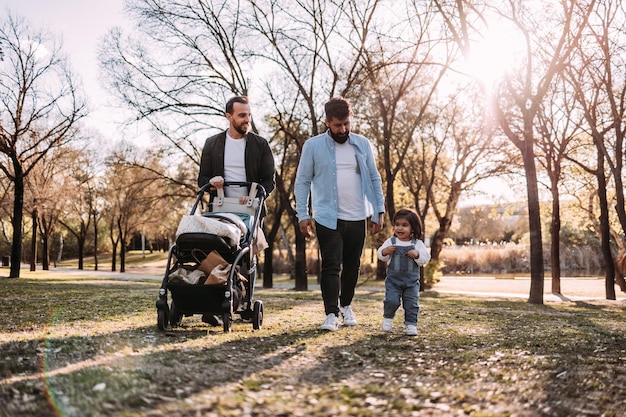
[44,263,626,302]
[433,275,626,301]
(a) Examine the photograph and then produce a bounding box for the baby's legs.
[402,283,420,325]
[383,278,402,319]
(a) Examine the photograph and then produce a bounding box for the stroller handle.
[192,181,267,215]
[197,181,267,199]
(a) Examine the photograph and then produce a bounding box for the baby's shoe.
[406,324,418,336]
[382,318,393,332]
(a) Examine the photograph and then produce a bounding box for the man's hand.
[209,175,225,189]
[370,213,384,234]
[299,220,313,238]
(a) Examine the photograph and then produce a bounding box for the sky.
[3,0,131,140]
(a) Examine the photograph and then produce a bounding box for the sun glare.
[21,39,51,62]
[464,21,526,87]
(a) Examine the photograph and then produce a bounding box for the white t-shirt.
[224,133,247,198]
[377,237,431,266]
[335,141,365,220]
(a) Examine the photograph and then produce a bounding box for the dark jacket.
[198,131,275,197]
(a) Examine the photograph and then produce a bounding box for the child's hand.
[407,249,419,260]
[383,246,397,256]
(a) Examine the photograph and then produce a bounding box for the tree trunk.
[56,234,64,266]
[522,144,545,304]
[78,237,85,270]
[610,138,626,234]
[550,187,561,294]
[376,260,386,282]
[430,216,453,262]
[263,245,273,288]
[120,243,126,273]
[118,220,126,273]
[596,153,616,300]
[30,209,37,272]
[93,211,99,271]
[42,234,50,270]
[294,227,307,291]
[9,169,25,278]
[609,229,626,292]
[111,242,117,272]
[263,205,285,288]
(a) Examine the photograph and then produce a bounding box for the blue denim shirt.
[295,131,385,229]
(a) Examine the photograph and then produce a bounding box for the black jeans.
[315,220,366,316]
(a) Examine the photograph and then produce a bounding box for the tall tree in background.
[405,91,514,286]
[534,76,583,294]
[23,146,79,270]
[564,0,626,298]
[434,0,596,303]
[58,149,97,270]
[99,0,255,190]
[0,13,86,278]
[104,143,173,272]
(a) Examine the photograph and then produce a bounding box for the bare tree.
[23,146,78,270]
[99,0,256,190]
[404,91,514,287]
[563,0,626,299]
[434,0,596,303]
[0,13,86,278]
[534,76,585,294]
[104,143,176,272]
[57,148,98,270]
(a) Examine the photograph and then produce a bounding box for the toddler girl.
[377,208,431,336]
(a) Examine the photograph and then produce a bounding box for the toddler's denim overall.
[383,237,420,325]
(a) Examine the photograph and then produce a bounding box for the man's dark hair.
[393,208,424,239]
[226,96,250,114]
[324,97,352,121]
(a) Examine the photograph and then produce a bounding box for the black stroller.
[156,181,267,333]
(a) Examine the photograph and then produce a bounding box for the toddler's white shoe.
[340,305,357,326]
[406,324,418,336]
[320,313,339,331]
[382,318,393,332]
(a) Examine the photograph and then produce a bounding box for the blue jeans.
[315,220,366,316]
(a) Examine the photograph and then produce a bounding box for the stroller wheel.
[253,300,263,330]
[222,312,232,333]
[169,301,183,328]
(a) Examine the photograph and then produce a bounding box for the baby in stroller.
[156,181,267,333]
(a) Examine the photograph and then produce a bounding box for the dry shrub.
[559,245,605,271]
[268,244,605,277]
[440,243,605,275]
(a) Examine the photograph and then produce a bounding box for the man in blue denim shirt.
[295,97,385,331]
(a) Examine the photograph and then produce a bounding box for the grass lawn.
[1,270,625,416]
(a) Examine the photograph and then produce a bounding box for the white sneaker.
[320,314,339,331]
[406,324,418,336]
[340,305,357,326]
[382,318,393,332]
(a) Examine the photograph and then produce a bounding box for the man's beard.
[234,122,249,136]
[330,131,349,144]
